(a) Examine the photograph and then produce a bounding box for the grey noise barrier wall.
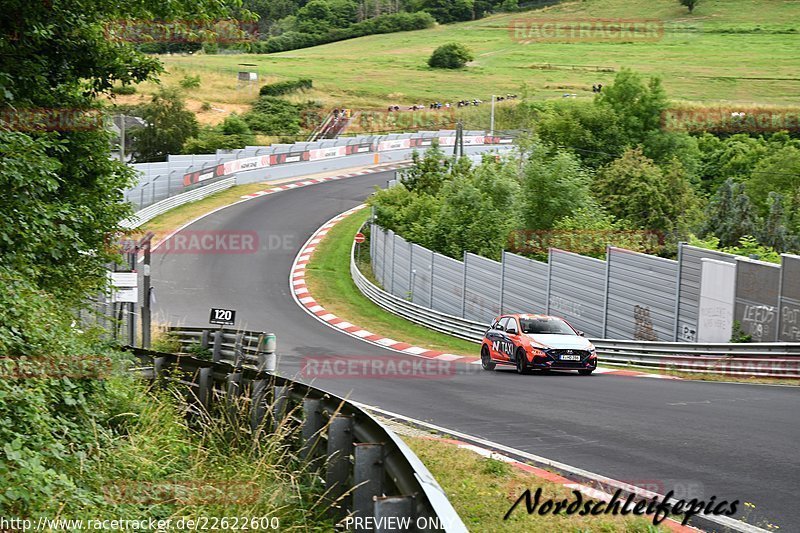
[605,247,678,341]
[547,249,606,338]
[369,225,800,343]
[675,246,738,342]
[735,259,781,342]
[779,254,800,342]
[463,253,502,323]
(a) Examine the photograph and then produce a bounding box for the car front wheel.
[516,349,531,375]
[481,345,496,371]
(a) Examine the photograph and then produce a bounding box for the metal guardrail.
[351,235,800,378]
[168,326,265,367]
[133,341,467,532]
[122,177,236,229]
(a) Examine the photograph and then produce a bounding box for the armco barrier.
[125,130,514,211]
[132,345,467,531]
[351,231,800,378]
[122,177,236,229]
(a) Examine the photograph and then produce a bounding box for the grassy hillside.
[130,0,800,115]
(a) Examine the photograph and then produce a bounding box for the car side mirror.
[577,331,585,337]
[496,325,505,331]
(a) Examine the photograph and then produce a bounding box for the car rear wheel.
[481,345,496,371]
[578,369,594,376]
[515,349,531,375]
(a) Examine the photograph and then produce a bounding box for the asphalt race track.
[153,171,800,529]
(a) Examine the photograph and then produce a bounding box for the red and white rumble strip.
[289,206,680,379]
[290,205,480,364]
[240,163,409,199]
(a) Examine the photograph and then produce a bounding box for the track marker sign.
[209,308,236,326]
[354,233,366,244]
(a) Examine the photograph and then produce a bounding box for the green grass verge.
[304,209,479,357]
[137,181,272,244]
[404,436,664,532]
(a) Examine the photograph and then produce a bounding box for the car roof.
[500,314,562,320]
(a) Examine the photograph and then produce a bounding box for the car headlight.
[528,348,547,359]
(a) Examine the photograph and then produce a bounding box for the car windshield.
[520,318,576,335]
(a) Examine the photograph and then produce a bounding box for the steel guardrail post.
[197,367,212,410]
[353,443,385,519]
[250,379,268,431]
[212,328,224,363]
[325,414,354,516]
[272,385,290,431]
[374,496,416,533]
[300,398,325,462]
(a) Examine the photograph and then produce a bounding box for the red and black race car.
[481,314,597,375]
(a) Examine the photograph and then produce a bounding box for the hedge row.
[245,12,435,54]
[259,78,313,96]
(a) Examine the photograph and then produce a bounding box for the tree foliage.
[130,88,199,162]
[702,179,760,247]
[520,145,594,230]
[428,42,474,69]
[680,0,700,14]
[182,114,256,154]
[593,148,699,242]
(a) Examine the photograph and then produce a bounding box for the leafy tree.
[428,42,474,69]
[702,179,760,247]
[747,145,800,213]
[696,133,769,194]
[594,148,696,239]
[661,158,703,241]
[417,0,475,23]
[680,0,700,14]
[597,69,669,145]
[430,160,521,260]
[130,88,199,162]
[401,144,449,195]
[535,101,627,168]
[294,0,336,34]
[0,0,231,300]
[759,192,797,252]
[182,114,256,154]
[243,96,302,135]
[519,145,594,230]
[642,130,702,183]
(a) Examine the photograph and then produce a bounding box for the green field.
[151,0,800,111]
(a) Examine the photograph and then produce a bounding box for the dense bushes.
[182,114,257,154]
[249,11,436,53]
[259,78,313,96]
[243,96,305,136]
[428,42,474,69]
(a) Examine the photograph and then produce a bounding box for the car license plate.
[560,354,581,361]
